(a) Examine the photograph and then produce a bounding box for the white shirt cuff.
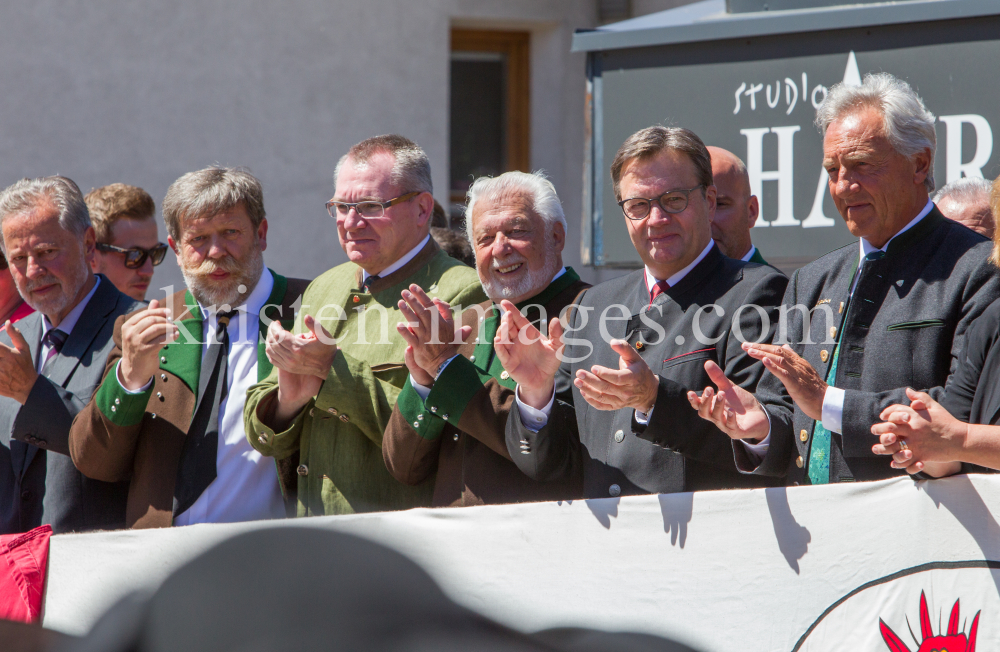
[408,374,432,401]
[821,386,846,434]
[116,360,153,395]
[634,406,653,425]
[738,399,771,457]
[516,384,555,432]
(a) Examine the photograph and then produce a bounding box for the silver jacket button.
[609,484,621,497]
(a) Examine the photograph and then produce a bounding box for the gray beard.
[182,251,265,310]
[480,255,560,304]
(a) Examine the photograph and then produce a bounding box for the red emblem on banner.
[879,591,980,652]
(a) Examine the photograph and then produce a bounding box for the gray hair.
[464,171,567,244]
[334,134,433,196]
[934,177,992,205]
[0,176,90,253]
[815,72,937,191]
[162,167,265,242]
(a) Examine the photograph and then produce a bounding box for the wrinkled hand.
[870,388,964,477]
[120,299,178,391]
[493,300,563,410]
[395,284,470,382]
[743,342,826,421]
[0,320,39,404]
[265,315,337,380]
[687,361,769,442]
[404,345,435,387]
[575,339,658,413]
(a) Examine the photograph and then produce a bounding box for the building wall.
[0,0,652,293]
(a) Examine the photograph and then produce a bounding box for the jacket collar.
[352,237,442,295]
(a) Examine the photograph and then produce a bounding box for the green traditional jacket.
[395,268,583,442]
[244,240,487,516]
[95,269,299,425]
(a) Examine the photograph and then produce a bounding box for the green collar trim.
[884,207,942,257]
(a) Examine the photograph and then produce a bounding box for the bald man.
[707,146,765,264]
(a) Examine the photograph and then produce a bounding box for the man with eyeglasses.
[86,184,167,301]
[70,167,308,528]
[498,126,789,498]
[245,134,486,516]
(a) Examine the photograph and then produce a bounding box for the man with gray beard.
[382,171,589,506]
[0,176,140,534]
[69,167,308,528]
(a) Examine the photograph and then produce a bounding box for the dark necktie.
[649,279,670,302]
[173,309,238,517]
[40,328,68,375]
[362,274,380,293]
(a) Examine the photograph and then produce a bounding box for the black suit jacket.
[940,298,1000,428]
[506,244,789,498]
[744,207,1000,484]
[0,275,140,534]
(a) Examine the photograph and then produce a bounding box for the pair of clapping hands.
[685,342,963,475]
[393,285,659,414]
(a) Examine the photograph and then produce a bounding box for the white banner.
[44,475,1000,651]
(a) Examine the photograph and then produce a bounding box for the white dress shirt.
[38,276,101,372]
[116,270,285,526]
[820,199,934,434]
[740,245,758,263]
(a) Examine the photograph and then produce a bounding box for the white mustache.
[24,276,59,293]
[491,256,527,270]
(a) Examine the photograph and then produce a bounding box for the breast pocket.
[661,347,717,371]
[884,319,950,387]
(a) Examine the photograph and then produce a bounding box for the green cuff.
[396,379,447,441]
[96,367,152,427]
[424,356,491,428]
[246,383,309,460]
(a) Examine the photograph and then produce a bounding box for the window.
[449,29,530,222]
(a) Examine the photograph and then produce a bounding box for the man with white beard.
[69,167,308,528]
[381,171,589,506]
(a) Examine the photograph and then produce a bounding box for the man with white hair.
[934,177,994,238]
[381,171,589,506]
[245,135,486,516]
[0,176,140,533]
[691,73,1000,484]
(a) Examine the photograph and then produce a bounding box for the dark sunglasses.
[96,242,168,269]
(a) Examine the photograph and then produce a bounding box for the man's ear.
[703,184,718,214]
[551,221,566,254]
[257,218,268,252]
[747,195,760,229]
[167,236,179,255]
[82,227,97,267]
[913,147,932,187]
[415,192,434,227]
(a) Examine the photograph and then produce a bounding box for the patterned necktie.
[649,279,670,302]
[40,328,68,374]
[362,274,380,293]
[173,309,238,517]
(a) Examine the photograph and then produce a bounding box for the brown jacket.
[68,271,308,528]
[383,269,589,507]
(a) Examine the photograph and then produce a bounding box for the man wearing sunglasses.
[245,134,486,517]
[86,184,166,301]
[499,126,789,499]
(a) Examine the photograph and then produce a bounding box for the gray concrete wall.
[0,0,625,294]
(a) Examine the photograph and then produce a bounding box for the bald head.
[707,146,759,260]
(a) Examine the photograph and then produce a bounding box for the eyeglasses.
[96,242,168,269]
[326,191,421,220]
[618,185,705,221]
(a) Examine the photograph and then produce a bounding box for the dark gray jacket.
[506,244,789,498]
[0,275,140,534]
[743,207,1000,484]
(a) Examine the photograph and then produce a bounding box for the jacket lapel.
[44,276,119,387]
[161,290,204,402]
[256,270,293,382]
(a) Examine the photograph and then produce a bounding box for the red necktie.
[649,279,670,302]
